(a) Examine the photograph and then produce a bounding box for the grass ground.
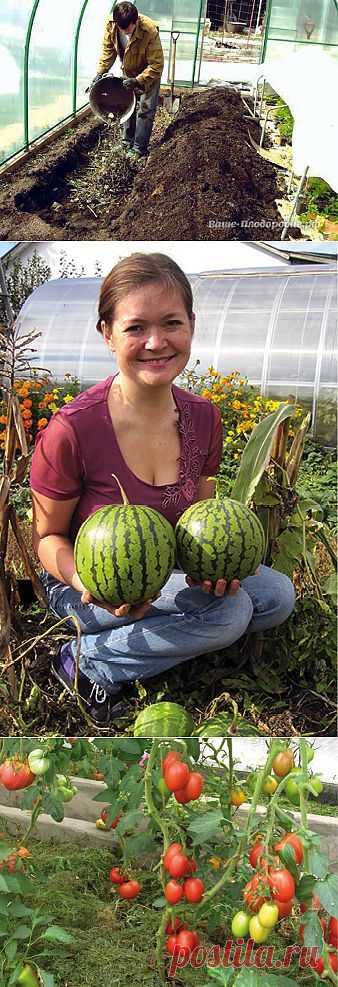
[3,836,333,987]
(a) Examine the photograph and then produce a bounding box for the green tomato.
[55,774,78,802]
[285,779,300,806]
[249,916,270,943]
[231,911,251,937]
[303,743,315,764]
[16,964,40,987]
[262,776,278,796]
[310,776,323,795]
[157,777,170,800]
[28,749,50,776]
[258,903,279,929]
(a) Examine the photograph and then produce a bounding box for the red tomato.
[274,833,303,865]
[101,809,121,830]
[166,854,190,879]
[243,875,268,914]
[249,842,266,869]
[311,956,324,975]
[329,918,338,940]
[163,844,183,870]
[174,788,192,804]
[329,935,338,949]
[176,930,199,952]
[181,772,204,801]
[118,880,140,899]
[183,878,204,903]
[186,859,197,873]
[0,759,35,791]
[268,868,295,902]
[329,953,338,973]
[109,867,126,884]
[166,917,184,935]
[277,899,294,919]
[162,752,182,775]
[166,935,181,955]
[165,881,184,904]
[164,762,190,793]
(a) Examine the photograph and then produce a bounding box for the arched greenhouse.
[16,261,337,445]
[1,0,338,166]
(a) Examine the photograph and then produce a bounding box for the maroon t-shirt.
[30,376,223,542]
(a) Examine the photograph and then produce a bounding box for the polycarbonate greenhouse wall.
[16,263,338,446]
[262,0,338,62]
[0,0,205,166]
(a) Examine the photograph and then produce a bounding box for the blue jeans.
[41,566,295,693]
[123,79,160,154]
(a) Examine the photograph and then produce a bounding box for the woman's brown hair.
[96,252,193,334]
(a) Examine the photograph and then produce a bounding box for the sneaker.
[51,643,128,727]
[126,148,142,161]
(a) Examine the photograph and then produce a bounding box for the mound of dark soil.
[112,87,284,240]
[0,88,287,241]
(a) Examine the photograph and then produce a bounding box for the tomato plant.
[0,737,336,987]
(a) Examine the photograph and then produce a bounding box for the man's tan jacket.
[97,13,164,93]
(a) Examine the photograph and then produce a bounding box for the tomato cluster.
[109,867,140,899]
[163,843,204,904]
[161,751,204,804]
[97,808,121,830]
[0,846,30,874]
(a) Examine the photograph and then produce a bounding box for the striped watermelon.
[134,702,194,737]
[175,497,265,583]
[74,480,176,606]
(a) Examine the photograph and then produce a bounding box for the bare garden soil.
[0,88,289,241]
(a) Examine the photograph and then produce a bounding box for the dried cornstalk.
[9,506,47,608]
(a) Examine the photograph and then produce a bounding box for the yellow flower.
[48,402,58,413]
[209,857,222,870]
[63,394,74,404]
[232,400,242,411]
[37,418,48,429]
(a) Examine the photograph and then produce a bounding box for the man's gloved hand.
[85,71,107,94]
[122,77,144,93]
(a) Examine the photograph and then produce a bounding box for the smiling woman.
[29,251,295,729]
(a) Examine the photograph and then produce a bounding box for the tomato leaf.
[5,939,17,961]
[116,810,143,835]
[12,924,32,939]
[296,874,316,901]
[187,810,224,844]
[0,895,9,915]
[276,844,299,881]
[92,787,117,803]
[41,925,74,943]
[43,794,64,823]
[152,896,166,908]
[307,850,329,880]
[302,912,324,951]
[37,969,56,987]
[234,973,297,986]
[314,874,338,917]
[205,968,234,984]
[275,806,296,829]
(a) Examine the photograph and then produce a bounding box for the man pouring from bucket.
[92,1,164,161]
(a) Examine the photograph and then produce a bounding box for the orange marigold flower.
[23,399,32,408]
[37,418,48,429]
[21,408,32,419]
[38,400,46,409]
[0,415,7,425]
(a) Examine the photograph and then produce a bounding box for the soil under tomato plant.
[0,89,290,241]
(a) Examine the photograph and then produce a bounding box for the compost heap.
[112,87,283,240]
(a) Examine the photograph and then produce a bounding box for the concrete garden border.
[1,778,337,865]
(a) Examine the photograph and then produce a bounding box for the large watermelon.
[74,499,176,607]
[175,497,265,583]
[134,702,194,737]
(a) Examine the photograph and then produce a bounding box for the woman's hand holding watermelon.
[185,576,240,596]
[80,588,160,620]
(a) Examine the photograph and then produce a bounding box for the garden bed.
[0,88,288,241]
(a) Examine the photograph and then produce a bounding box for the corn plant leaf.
[231,404,297,506]
[10,392,28,456]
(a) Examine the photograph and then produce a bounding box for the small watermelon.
[175,497,265,583]
[193,713,264,737]
[134,702,194,737]
[74,476,176,606]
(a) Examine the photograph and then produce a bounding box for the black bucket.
[89,76,136,124]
